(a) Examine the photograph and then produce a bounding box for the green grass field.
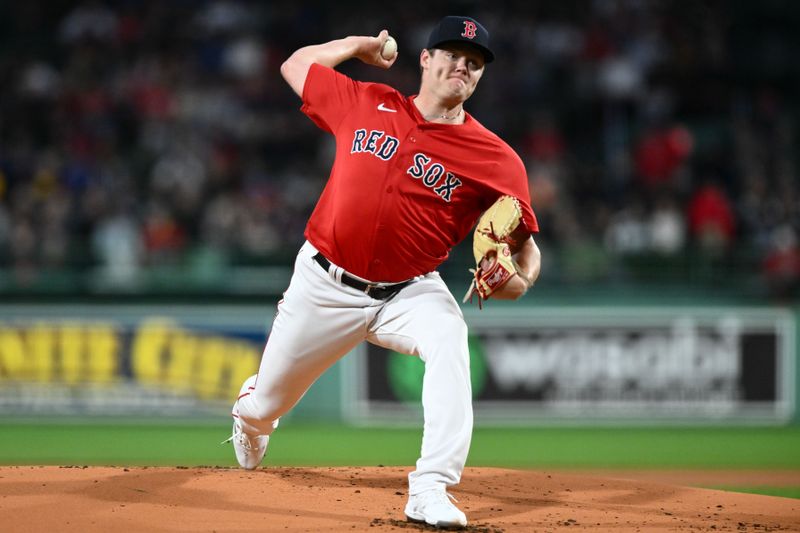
[3,421,799,498]
[3,420,799,468]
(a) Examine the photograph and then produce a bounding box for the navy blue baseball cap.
[427,16,494,63]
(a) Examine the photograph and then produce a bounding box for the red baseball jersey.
[301,63,538,282]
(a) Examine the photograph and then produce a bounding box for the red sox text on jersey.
[406,152,462,202]
[351,129,462,202]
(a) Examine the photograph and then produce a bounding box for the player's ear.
[420,48,432,70]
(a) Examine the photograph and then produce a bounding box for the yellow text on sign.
[131,320,261,400]
[0,322,118,383]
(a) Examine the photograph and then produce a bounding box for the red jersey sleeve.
[300,63,366,134]
[490,150,539,234]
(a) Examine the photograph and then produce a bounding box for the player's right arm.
[280,30,397,97]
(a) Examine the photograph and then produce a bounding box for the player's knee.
[427,316,468,347]
[418,317,468,364]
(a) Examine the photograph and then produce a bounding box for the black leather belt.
[312,253,413,300]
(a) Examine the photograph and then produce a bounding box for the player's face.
[420,44,485,104]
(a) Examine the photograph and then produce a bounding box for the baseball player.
[226,16,540,528]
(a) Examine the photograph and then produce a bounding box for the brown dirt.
[0,466,798,532]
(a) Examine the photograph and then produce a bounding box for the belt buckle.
[364,282,381,296]
[365,282,392,299]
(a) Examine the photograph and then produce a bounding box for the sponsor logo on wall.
[348,308,795,423]
[0,311,265,415]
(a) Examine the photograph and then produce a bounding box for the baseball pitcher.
[226,15,541,529]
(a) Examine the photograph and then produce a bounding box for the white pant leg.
[236,242,373,435]
[367,272,473,495]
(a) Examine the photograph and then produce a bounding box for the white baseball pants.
[234,241,473,494]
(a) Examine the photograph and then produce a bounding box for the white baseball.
[381,36,397,59]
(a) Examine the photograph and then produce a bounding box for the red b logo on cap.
[462,21,477,39]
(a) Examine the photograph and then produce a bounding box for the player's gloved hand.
[463,195,523,307]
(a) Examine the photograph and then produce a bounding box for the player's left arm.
[490,150,540,300]
[487,229,541,300]
[463,150,540,305]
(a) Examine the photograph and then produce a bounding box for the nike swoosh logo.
[377,103,397,113]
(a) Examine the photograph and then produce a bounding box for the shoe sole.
[405,514,466,530]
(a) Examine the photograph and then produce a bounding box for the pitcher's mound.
[1,466,798,532]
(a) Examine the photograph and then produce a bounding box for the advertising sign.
[345,307,795,423]
[0,305,270,415]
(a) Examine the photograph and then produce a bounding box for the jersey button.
[409,136,416,142]
[386,185,393,193]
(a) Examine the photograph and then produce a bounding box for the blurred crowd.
[0,0,798,298]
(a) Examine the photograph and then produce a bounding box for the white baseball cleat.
[223,420,268,470]
[404,488,468,529]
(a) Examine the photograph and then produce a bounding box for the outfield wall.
[0,303,796,425]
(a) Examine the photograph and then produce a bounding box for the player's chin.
[453,84,475,101]
[444,89,471,106]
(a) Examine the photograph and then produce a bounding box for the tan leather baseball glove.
[463,195,523,307]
